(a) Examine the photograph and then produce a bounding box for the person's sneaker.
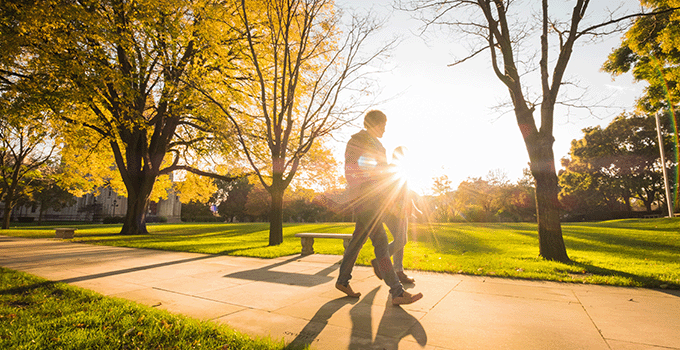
[335,283,361,298]
[392,291,423,305]
[396,271,415,284]
[370,259,383,280]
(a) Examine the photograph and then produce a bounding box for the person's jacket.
[344,130,389,203]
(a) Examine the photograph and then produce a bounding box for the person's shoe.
[392,291,423,306]
[370,259,383,280]
[335,283,361,298]
[396,271,415,284]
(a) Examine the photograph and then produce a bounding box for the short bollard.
[55,228,76,239]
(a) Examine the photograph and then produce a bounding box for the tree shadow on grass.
[0,279,56,297]
[567,260,680,292]
[571,218,680,232]
[412,223,500,255]
[562,232,679,265]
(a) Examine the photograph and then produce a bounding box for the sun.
[389,146,418,186]
[386,145,440,195]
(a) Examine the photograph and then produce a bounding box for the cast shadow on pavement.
[55,255,220,284]
[224,255,339,287]
[288,287,427,350]
[0,255,221,295]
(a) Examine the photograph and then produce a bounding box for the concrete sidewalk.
[1,235,678,350]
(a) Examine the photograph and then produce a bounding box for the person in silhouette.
[335,110,422,305]
[373,146,420,284]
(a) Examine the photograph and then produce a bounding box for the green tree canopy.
[603,0,680,210]
[559,113,675,216]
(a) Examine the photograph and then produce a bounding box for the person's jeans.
[337,201,404,297]
[384,211,408,272]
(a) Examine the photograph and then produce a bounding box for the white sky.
[332,0,646,194]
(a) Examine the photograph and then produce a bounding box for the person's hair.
[363,110,387,129]
[393,146,407,159]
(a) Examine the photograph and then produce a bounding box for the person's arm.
[345,138,363,188]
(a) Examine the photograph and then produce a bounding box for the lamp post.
[654,111,673,218]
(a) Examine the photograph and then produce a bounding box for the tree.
[404,0,676,262]
[29,167,77,224]
[559,112,675,216]
[11,0,241,234]
[199,0,391,245]
[0,0,33,93]
[431,175,455,222]
[0,113,58,229]
[0,1,62,228]
[181,200,214,222]
[603,0,680,212]
[244,183,272,222]
[454,177,496,222]
[494,169,536,222]
[216,176,254,222]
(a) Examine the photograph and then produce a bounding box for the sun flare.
[389,146,420,189]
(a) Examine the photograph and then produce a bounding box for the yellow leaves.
[149,174,171,202]
[292,141,341,191]
[58,130,117,197]
[173,171,217,203]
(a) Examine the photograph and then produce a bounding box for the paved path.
[1,235,678,350]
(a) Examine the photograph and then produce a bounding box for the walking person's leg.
[371,212,396,280]
[392,213,415,283]
[369,221,403,296]
[388,213,407,271]
[379,211,414,284]
[366,204,422,305]
[336,207,371,297]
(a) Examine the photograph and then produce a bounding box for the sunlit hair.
[392,146,407,162]
[364,110,387,129]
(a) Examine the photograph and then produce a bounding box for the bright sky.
[333,0,646,195]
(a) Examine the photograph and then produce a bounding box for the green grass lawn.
[2,218,679,289]
[0,267,293,350]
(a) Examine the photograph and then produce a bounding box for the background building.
[3,186,181,223]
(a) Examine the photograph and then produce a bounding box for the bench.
[55,228,76,239]
[294,232,352,256]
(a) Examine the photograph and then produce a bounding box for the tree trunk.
[528,137,570,263]
[1,202,12,229]
[644,197,654,213]
[38,204,45,225]
[533,171,569,262]
[121,194,149,235]
[622,189,632,212]
[268,184,284,246]
[119,174,155,235]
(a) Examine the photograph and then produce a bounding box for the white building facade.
[4,186,181,223]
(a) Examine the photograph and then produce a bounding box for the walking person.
[335,110,423,305]
[374,146,420,284]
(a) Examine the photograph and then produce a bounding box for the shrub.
[102,216,125,224]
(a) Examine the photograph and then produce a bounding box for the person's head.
[364,110,387,138]
[392,146,407,162]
